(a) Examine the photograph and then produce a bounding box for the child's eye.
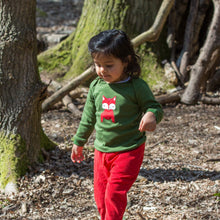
[106,65,113,68]
[95,63,101,67]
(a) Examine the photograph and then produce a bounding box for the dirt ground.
[0,101,219,219]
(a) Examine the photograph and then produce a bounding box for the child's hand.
[139,112,156,132]
[71,144,84,163]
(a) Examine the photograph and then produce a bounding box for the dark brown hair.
[88,29,141,78]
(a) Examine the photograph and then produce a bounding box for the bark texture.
[0,0,54,191]
[132,0,175,47]
[178,0,199,81]
[181,0,220,104]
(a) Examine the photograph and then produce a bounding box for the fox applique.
[101,96,116,123]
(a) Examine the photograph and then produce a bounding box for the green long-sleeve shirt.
[73,77,163,152]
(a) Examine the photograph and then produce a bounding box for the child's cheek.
[96,68,101,76]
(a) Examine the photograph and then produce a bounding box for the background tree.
[181,0,220,104]
[0,0,54,193]
[41,0,174,112]
[39,0,220,109]
[38,0,167,80]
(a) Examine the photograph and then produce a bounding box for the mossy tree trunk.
[0,0,54,193]
[38,0,165,81]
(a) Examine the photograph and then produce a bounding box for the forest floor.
[0,102,219,219]
[0,0,219,219]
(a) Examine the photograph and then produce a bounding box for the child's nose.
[100,66,106,73]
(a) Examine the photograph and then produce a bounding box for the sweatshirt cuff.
[71,136,85,147]
[146,108,161,124]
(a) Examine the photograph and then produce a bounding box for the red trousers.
[94,143,145,220]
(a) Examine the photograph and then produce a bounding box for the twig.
[147,140,165,149]
[137,212,146,220]
[206,158,220,162]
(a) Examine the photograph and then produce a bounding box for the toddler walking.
[71,29,163,220]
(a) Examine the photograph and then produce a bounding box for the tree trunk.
[0,0,54,193]
[178,0,199,81]
[181,0,220,104]
[191,0,211,58]
[132,0,175,47]
[201,48,220,91]
[207,69,220,91]
[38,0,164,80]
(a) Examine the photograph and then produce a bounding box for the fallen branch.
[200,95,220,105]
[62,95,81,116]
[41,77,87,113]
[156,90,182,104]
[69,87,88,99]
[42,67,95,112]
[206,158,220,162]
[132,0,175,47]
[155,90,220,105]
[41,77,81,114]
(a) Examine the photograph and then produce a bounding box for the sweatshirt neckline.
[99,77,132,85]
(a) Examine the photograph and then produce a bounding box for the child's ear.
[127,55,131,62]
[123,55,131,66]
[124,55,131,63]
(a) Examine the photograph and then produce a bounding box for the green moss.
[37,153,45,164]
[38,32,75,78]
[64,0,129,80]
[36,8,47,18]
[138,45,174,94]
[0,132,28,188]
[0,127,56,189]
[40,127,56,151]
[0,198,11,209]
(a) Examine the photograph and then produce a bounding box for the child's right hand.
[71,144,84,163]
[139,111,157,132]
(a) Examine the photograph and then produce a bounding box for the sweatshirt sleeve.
[134,79,163,124]
[72,81,96,146]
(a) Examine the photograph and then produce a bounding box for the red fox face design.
[101,96,116,123]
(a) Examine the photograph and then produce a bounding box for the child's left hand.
[139,112,156,132]
[71,144,84,163]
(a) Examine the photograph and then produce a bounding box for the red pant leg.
[105,143,145,220]
[94,143,145,220]
[94,149,109,219]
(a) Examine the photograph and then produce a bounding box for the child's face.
[93,53,128,83]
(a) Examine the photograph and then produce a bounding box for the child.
[71,29,163,220]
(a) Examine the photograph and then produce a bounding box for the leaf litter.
[0,102,219,219]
